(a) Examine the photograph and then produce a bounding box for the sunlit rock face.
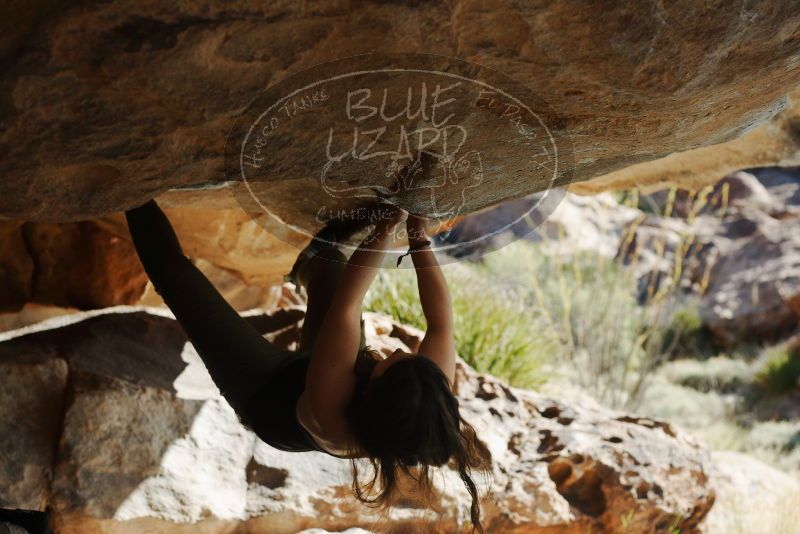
[696,169,800,346]
[97,208,307,288]
[443,167,800,347]
[0,0,798,223]
[0,307,715,533]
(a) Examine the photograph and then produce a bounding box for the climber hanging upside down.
[124,199,492,532]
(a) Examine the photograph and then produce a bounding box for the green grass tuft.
[756,345,800,395]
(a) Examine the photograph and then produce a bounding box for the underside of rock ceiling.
[0,0,798,224]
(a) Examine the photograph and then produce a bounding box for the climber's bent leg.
[295,245,348,352]
[125,200,288,414]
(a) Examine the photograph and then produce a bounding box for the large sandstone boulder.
[97,207,307,289]
[0,307,715,533]
[0,1,798,223]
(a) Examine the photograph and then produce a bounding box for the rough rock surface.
[137,262,303,312]
[700,451,800,534]
[699,210,800,346]
[97,207,307,288]
[445,167,800,346]
[0,359,68,511]
[620,168,800,345]
[573,89,800,195]
[0,220,148,312]
[0,208,305,313]
[441,191,641,259]
[0,1,798,222]
[0,306,715,533]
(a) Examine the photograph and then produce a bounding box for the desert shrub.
[669,304,703,334]
[741,421,800,453]
[363,267,425,330]
[477,240,692,409]
[637,375,731,429]
[734,421,800,478]
[756,345,800,395]
[660,303,716,359]
[661,357,752,394]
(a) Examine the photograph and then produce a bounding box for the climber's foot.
[283,217,365,293]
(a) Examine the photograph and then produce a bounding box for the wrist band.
[396,240,432,267]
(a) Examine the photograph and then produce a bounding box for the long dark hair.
[345,347,493,533]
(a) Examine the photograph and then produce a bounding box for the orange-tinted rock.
[99,206,306,288]
[22,222,149,310]
[0,205,302,311]
[0,221,148,311]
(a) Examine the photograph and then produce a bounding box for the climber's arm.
[327,209,405,309]
[305,210,405,430]
[408,216,456,386]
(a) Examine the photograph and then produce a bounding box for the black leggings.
[125,200,347,417]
